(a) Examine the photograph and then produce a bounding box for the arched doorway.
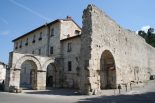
[20,60,37,89]
[46,63,57,88]
[100,50,116,89]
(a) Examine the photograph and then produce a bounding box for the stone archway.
[46,63,57,88]
[15,55,41,70]
[100,50,116,89]
[14,55,41,90]
[20,60,37,89]
[42,59,60,88]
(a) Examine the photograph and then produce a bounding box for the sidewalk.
[2,80,155,97]
[98,80,155,96]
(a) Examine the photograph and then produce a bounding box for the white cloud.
[136,25,151,34]
[141,25,151,33]
[9,0,50,21]
[136,30,139,34]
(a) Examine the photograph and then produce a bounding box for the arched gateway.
[100,50,116,89]
[14,55,41,90]
[46,63,56,87]
[42,59,59,88]
[5,52,57,91]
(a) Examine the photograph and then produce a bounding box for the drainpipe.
[46,24,50,56]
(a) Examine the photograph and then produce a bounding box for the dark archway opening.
[20,60,37,89]
[46,76,53,87]
[46,63,56,88]
[100,50,116,89]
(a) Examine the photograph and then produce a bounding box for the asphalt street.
[0,80,155,103]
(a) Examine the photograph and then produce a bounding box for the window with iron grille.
[51,28,54,37]
[50,46,53,54]
[19,40,22,48]
[39,32,42,41]
[68,61,72,71]
[67,42,72,52]
[15,42,18,49]
[32,35,36,43]
[32,50,35,54]
[25,38,28,46]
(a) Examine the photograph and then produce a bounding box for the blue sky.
[0,0,155,63]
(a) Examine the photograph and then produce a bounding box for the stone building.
[0,61,7,84]
[5,16,81,91]
[5,4,155,95]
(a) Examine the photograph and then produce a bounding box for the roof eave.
[12,19,61,42]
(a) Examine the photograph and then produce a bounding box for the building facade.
[5,5,155,95]
[0,62,7,84]
[5,16,81,91]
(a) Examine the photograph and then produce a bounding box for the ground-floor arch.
[20,60,37,89]
[4,53,49,91]
[100,50,116,89]
[42,58,60,88]
[46,63,57,88]
[15,55,41,90]
[5,52,62,92]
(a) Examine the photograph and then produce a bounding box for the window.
[38,32,42,41]
[19,40,22,48]
[32,35,36,43]
[38,48,41,55]
[50,46,53,54]
[15,42,18,49]
[25,38,28,46]
[68,61,72,71]
[50,28,54,37]
[67,42,72,52]
[75,30,80,35]
[32,51,35,54]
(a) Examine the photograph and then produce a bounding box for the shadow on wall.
[0,84,4,91]
[76,92,155,103]
[0,80,4,91]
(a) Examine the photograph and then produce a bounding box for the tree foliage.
[138,28,155,47]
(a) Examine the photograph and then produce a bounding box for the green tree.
[138,30,146,38]
[138,27,155,47]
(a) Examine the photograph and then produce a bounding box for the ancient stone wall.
[79,4,155,95]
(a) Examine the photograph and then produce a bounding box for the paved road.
[0,91,84,103]
[0,80,155,103]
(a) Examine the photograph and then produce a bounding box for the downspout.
[46,24,50,56]
[60,21,65,88]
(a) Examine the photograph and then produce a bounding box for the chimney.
[66,16,72,20]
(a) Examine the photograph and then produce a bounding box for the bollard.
[114,89,116,95]
[118,84,121,94]
[130,82,132,90]
[125,84,127,92]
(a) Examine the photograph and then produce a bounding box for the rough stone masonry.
[4,4,155,95]
[79,4,155,95]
